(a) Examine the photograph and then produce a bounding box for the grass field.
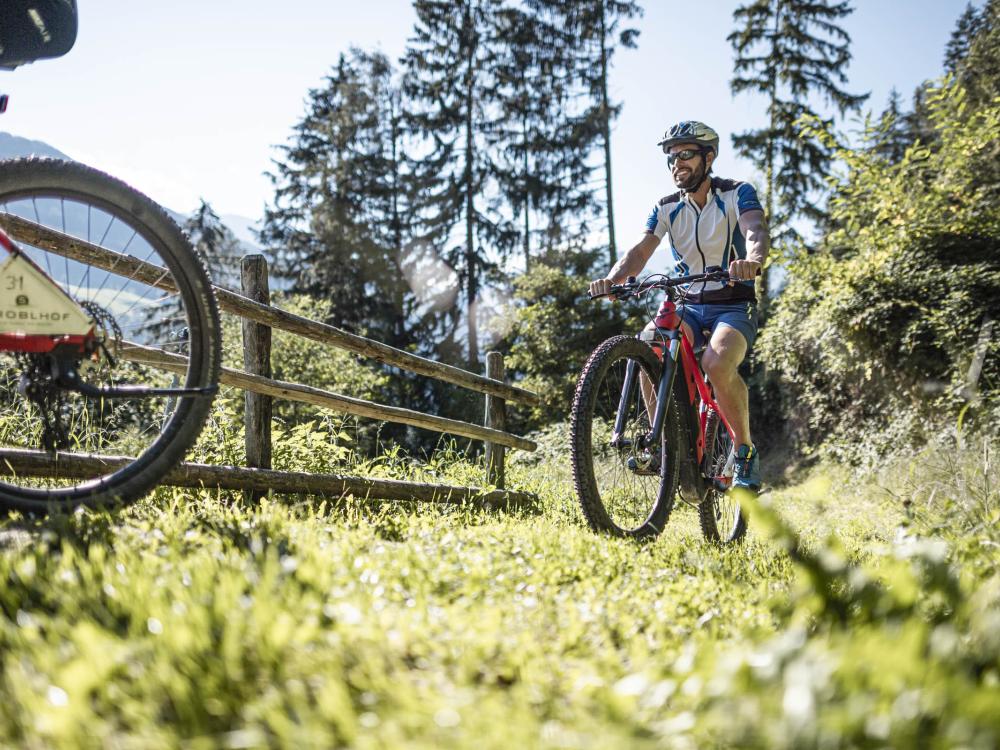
[0,430,997,748]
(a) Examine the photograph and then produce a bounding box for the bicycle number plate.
[0,252,93,336]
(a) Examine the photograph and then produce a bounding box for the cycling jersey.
[644,177,763,303]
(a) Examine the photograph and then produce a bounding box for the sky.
[0,0,979,255]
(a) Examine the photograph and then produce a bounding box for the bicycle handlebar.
[589,266,733,300]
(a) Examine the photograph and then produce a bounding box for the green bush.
[761,81,1000,461]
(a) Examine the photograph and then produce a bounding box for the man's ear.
[706,150,716,171]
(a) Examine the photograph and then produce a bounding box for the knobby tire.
[698,407,748,544]
[570,335,680,539]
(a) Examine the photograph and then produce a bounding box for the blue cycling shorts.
[673,301,759,352]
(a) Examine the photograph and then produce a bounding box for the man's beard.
[674,161,707,192]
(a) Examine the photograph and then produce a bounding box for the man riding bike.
[589,120,770,491]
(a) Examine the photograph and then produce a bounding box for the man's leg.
[701,323,762,489]
[700,325,750,447]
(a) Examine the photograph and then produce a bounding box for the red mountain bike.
[570,268,747,543]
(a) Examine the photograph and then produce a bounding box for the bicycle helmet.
[657,121,720,156]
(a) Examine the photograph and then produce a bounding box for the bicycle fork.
[610,332,680,455]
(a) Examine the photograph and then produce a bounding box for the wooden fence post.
[242,254,272,502]
[484,351,506,489]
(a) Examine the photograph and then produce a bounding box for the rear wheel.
[570,336,680,539]
[698,408,747,544]
[0,158,221,513]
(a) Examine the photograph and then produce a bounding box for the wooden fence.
[1,217,540,509]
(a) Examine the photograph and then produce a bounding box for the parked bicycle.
[0,1,221,513]
[570,268,747,543]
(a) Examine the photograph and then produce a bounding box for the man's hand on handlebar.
[589,277,618,300]
[728,259,762,283]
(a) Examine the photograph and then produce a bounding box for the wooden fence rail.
[118,341,535,452]
[0,449,536,509]
[4,216,538,405]
[2,217,539,507]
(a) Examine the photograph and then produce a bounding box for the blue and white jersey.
[644,177,763,303]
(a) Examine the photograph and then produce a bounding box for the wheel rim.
[588,352,663,533]
[0,182,210,499]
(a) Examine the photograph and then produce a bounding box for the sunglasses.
[665,148,703,165]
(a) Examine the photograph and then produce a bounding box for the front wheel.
[570,335,681,539]
[698,407,748,544]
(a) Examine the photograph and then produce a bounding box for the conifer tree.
[871,89,915,166]
[561,0,642,267]
[402,0,515,369]
[492,2,601,271]
[945,3,986,74]
[952,0,1000,108]
[183,200,243,291]
[261,49,418,348]
[728,0,867,303]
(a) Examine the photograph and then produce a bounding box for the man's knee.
[701,350,727,380]
[701,347,742,383]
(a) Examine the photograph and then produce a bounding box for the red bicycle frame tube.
[0,225,16,254]
[655,299,736,466]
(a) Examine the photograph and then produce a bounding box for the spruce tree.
[492,2,601,271]
[561,0,642,267]
[871,88,915,166]
[728,0,867,305]
[402,0,515,369]
[183,200,243,291]
[261,49,418,348]
[953,0,1000,108]
[945,3,986,74]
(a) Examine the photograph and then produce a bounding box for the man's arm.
[730,209,770,281]
[589,233,661,298]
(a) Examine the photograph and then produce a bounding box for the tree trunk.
[599,1,617,267]
[390,91,406,345]
[522,111,531,272]
[464,4,479,368]
[758,5,782,320]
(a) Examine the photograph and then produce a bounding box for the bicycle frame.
[0,223,213,398]
[0,223,96,354]
[615,299,736,495]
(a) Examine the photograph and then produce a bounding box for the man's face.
[669,143,713,191]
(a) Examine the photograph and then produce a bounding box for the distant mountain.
[0,131,71,160]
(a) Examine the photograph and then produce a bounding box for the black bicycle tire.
[570,335,680,539]
[0,157,221,512]
[698,408,748,544]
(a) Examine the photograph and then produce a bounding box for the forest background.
[201,0,999,468]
